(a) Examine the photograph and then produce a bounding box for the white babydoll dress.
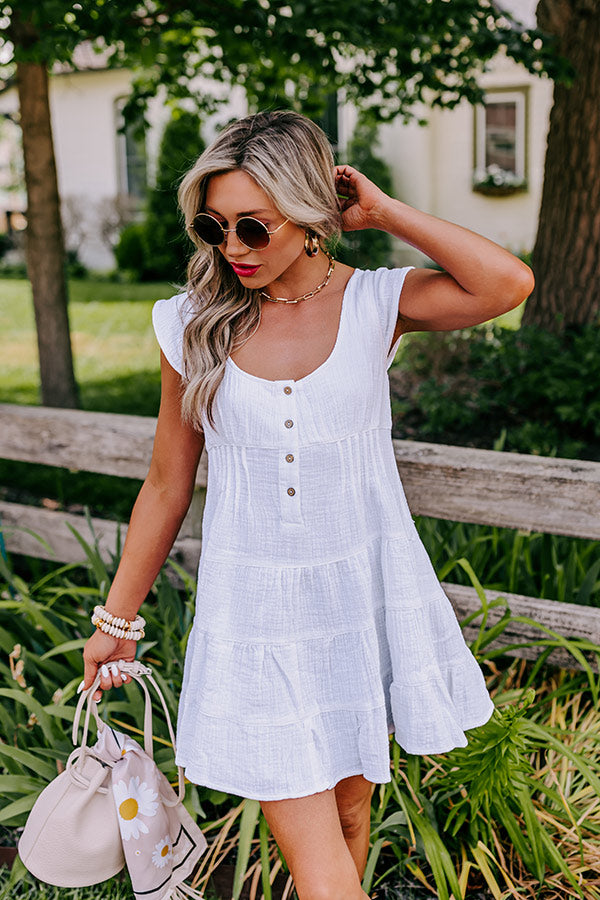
[152,266,494,801]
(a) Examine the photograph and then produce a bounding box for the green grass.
[415,517,600,608]
[0,862,222,899]
[0,278,173,522]
[0,277,523,409]
[0,278,173,409]
[0,865,133,899]
[488,300,523,330]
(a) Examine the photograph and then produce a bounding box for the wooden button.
[285,454,294,463]
[283,386,292,394]
[287,487,296,496]
[284,419,294,428]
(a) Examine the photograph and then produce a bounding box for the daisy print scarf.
[92,723,207,899]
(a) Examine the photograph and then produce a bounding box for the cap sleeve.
[367,266,415,369]
[152,292,194,375]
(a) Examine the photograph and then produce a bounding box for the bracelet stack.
[91,605,146,641]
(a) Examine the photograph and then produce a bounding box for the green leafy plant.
[362,570,600,900]
[113,223,147,277]
[392,322,600,461]
[3,528,600,899]
[414,517,600,609]
[472,164,528,195]
[141,109,204,283]
[0,861,134,899]
[0,523,194,825]
[114,109,203,283]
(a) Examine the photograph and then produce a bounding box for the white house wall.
[49,68,137,269]
[49,72,246,269]
[378,51,554,266]
[0,66,247,270]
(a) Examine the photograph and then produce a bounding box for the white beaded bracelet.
[92,605,145,631]
[91,605,146,641]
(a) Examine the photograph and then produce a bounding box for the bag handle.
[70,660,185,804]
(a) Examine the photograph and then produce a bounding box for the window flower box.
[473,164,528,196]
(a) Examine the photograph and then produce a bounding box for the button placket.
[278,383,302,524]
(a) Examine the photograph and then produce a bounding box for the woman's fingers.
[334,165,356,196]
[91,663,110,701]
[81,656,132,702]
[82,656,99,696]
[82,628,138,701]
[334,163,359,179]
[335,173,355,196]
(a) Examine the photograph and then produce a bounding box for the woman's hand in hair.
[334,165,389,233]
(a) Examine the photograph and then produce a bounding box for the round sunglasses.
[188,212,288,251]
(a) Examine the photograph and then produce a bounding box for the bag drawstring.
[70,660,185,802]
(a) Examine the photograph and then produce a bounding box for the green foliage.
[415,517,600,609]
[0,529,238,895]
[0,234,11,261]
[3,2,572,125]
[64,249,88,280]
[335,120,394,270]
[0,525,197,827]
[114,110,202,282]
[113,223,147,277]
[438,689,539,833]
[141,110,203,282]
[0,262,28,279]
[0,862,133,898]
[2,531,600,896]
[392,321,600,460]
[364,586,600,899]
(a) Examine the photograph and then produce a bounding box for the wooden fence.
[1,402,600,669]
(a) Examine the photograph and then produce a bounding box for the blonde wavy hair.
[177,110,342,430]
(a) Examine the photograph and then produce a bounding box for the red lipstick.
[231,263,261,277]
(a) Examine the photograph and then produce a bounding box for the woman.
[82,110,534,899]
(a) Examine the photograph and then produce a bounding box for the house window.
[473,90,527,193]
[114,98,147,202]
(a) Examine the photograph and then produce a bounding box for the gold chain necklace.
[260,254,335,304]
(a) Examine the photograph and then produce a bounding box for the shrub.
[0,233,11,260]
[114,109,204,283]
[392,321,600,460]
[64,248,88,279]
[113,222,147,276]
[142,109,204,282]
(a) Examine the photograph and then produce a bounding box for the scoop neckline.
[226,267,359,386]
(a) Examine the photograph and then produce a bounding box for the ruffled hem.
[173,528,495,796]
[178,765,388,802]
[175,626,495,797]
[388,697,495,755]
[175,705,393,800]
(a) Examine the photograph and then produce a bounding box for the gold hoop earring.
[304,231,320,258]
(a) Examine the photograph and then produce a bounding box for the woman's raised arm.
[81,351,205,698]
[334,164,535,332]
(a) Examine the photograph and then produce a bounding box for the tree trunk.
[16,60,79,407]
[521,0,600,330]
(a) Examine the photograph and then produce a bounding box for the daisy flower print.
[113,775,158,841]
[152,835,173,868]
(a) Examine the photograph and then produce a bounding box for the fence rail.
[1,403,599,668]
